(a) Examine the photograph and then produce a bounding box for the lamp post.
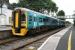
[0,0,3,15]
[9,0,19,9]
[73,11,75,26]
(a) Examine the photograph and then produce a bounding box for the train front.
[12,9,28,36]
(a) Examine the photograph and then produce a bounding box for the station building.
[0,4,12,26]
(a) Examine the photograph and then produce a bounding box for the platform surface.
[38,26,72,50]
[0,26,11,31]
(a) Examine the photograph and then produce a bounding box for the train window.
[21,13,26,21]
[43,18,48,22]
[52,20,57,23]
[29,16,32,21]
[34,17,36,21]
[39,18,42,22]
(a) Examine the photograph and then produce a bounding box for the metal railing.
[57,15,75,19]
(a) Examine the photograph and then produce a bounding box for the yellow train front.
[12,9,28,36]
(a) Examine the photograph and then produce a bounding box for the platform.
[38,25,72,50]
[0,26,12,39]
[0,26,11,31]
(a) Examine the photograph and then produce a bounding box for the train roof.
[15,7,65,21]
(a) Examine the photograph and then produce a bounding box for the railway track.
[0,37,22,45]
[13,28,64,50]
[0,28,64,50]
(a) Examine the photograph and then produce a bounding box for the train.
[12,7,65,36]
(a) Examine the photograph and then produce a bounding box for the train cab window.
[21,13,26,21]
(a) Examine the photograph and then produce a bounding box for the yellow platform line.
[68,30,72,50]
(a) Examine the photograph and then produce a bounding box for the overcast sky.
[53,0,75,15]
[9,0,19,4]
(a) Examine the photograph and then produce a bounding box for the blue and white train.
[12,8,65,36]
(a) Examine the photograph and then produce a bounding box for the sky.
[9,0,19,4]
[52,0,75,15]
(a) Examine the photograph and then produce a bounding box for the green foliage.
[57,10,65,20]
[57,10,65,16]
[9,0,58,14]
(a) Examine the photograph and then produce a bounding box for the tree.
[57,10,65,16]
[57,10,65,20]
[9,0,58,14]
[49,2,58,16]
